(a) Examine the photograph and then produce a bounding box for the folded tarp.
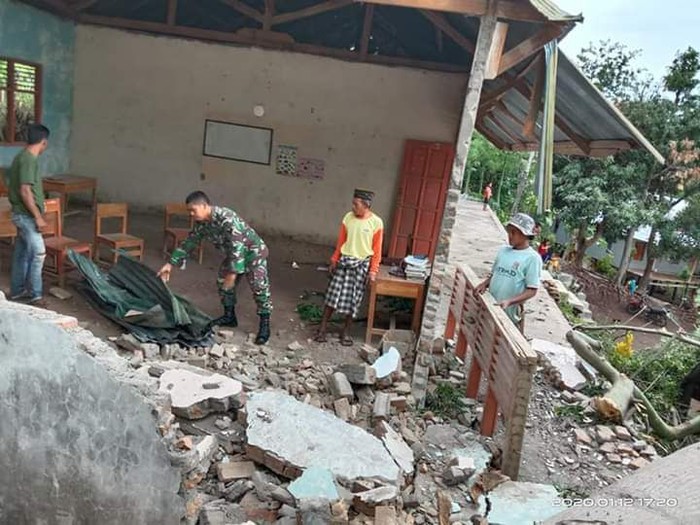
[68,251,213,346]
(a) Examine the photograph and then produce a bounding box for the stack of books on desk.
[403,255,431,282]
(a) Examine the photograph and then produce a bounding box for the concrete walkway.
[435,197,572,347]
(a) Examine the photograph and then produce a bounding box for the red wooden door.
[388,140,455,261]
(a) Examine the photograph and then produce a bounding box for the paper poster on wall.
[276,145,298,176]
[296,158,325,180]
[202,120,273,165]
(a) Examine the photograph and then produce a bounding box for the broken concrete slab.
[330,372,354,400]
[0,310,183,523]
[477,481,560,525]
[372,347,401,379]
[377,422,414,476]
[373,392,391,421]
[333,398,351,421]
[158,369,244,419]
[217,461,256,482]
[246,391,400,484]
[352,486,399,516]
[289,467,339,501]
[531,338,588,390]
[337,364,376,385]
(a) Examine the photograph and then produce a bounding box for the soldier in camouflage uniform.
[157,191,271,345]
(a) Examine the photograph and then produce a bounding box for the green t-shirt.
[489,245,542,323]
[7,149,43,216]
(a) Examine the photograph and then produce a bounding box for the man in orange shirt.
[314,189,383,346]
[482,182,493,211]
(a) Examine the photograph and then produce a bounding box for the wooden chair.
[0,168,8,197]
[94,203,144,264]
[43,198,92,287]
[163,203,203,264]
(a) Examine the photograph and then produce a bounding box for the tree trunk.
[573,220,589,267]
[639,226,657,291]
[615,227,636,286]
[567,331,700,441]
[511,152,535,215]
[594,375,635,422]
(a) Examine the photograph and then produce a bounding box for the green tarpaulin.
[68,251,213,346]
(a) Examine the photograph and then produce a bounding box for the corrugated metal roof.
[528,0,583,23]
[478,50,665,163]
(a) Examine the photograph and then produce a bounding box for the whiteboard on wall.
[202,120,273,165]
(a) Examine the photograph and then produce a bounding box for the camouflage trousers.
[217,256,272,316]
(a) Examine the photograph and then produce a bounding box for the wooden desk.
[43,175,97,216]
[366,265,426,344]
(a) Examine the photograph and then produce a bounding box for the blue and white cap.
[507,213,536,237]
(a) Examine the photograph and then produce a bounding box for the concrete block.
[330,372,354,400]
[373,392,391,421]
[352,486,399,516]
[289,467,339,501]
[333,398,351,421]
[217,461,256,482]
[377,421,414,476]
[337,364,376,385]
[358,344,379,364]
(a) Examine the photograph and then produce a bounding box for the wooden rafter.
[522,53,544,140]
[219,0,263,23]
[358,0,550,23]
[485,113,521,145]
[271,0,353,26]
[476,118,508,149]
[77,13,467,73]
[510,140,633,156]
[495,100,526,129]
[359,4,375,58]
[263,0,275,31]
[419,9,474,53]
[497,23,563,76]
[484,21,508,80]
[478,54,540,111]
[166,0,177,26]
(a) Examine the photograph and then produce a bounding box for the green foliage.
[594,254,617,279]
[554,404,585,423]
[607,339,698,416]
[424,382,468,419]
[554,484,589,501]
[557,297,581,325]
[664,47,700,105]
[296,302,324,323]
[580,380,608,398]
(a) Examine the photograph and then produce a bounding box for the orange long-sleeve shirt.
[331,211,383,273]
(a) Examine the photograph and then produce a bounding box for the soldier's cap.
[507,213,536,237]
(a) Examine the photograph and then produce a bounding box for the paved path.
[435,197,572,347]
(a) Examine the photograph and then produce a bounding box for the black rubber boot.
[212,305,238,327]
[255,314,270,345]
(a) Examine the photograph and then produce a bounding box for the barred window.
[0,57,42,144]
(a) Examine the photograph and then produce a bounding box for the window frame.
[0,56,43,146]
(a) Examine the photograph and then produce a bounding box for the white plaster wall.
[70,25,465,244]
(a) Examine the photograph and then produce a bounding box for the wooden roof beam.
[218,0,264,23]
[271,0,353,26]
[522,53,544,140]
[484,21,508,79]
[478,53,540,111]
[497,23,564,76]
[359,3,375,58]
[263,0,275,31]
[511,140,634,156]
[419,9,475,53]
[357,0,549,23]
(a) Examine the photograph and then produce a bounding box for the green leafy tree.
[664,47,700,106]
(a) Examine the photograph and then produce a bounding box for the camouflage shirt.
[170,206,268,274]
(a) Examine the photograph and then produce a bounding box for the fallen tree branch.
[567,330,700,440]
[574,324,700,349]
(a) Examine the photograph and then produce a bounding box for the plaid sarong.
[325,255,370,317]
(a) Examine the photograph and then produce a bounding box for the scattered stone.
[599,442,616,454]
[630,457,650,470]
[394,382,412,395]
[115,333,142,352]
[218,329,235,340]
[186,355,208,369]
[215,417,232,430]
[443,466,470,486]
[531,338,589,390]
[352,486,399,516]
[141,343,160,360]
[372,347,402,379]
[573,428,592,446]
[632,440,647,451]
[606,453,622,464]
[595,425,616,443]
[288,341,304,352]
[338,364,376,385]
[298,498,331,525]
[616,443,635,456]
[373,392,391,421]
[355,386,375,405]
[289,466,339,501]
[358,344,380,364]
[129,351,144,368]
[374,505,398,525]
[377,421,414,476]
[218,461,256,482]
[561,390,577,403]
[245,392,400,484]
[333,398,351,421]
[390,396,407,412]
[240,491,277,522]
[49,286,72,300]
[330,500,349,522]
[209,344,224,359]
[159,369,244,420]
[640,445,657,458]
[270,486,295,507]
[614,425,632,441]
[330,372,354,400]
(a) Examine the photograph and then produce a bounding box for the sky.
[556,0,700,79]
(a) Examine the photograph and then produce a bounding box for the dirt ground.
[0,205,405,360]
[566,265,697,349]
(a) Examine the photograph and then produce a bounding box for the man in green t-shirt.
[7,124,50,306]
